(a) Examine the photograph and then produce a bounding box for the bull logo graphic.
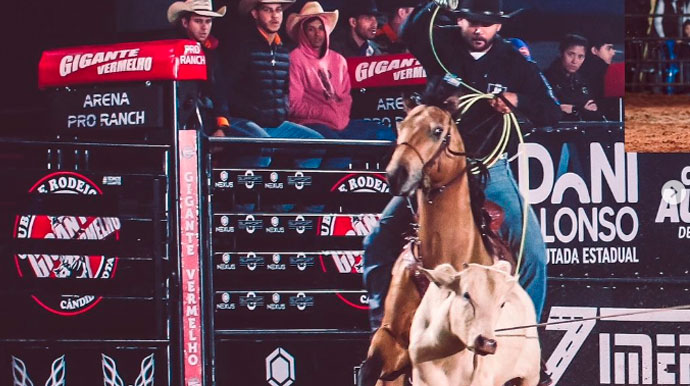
[102,353,155,386]
[11,355,66,386]
[52,255,92,278]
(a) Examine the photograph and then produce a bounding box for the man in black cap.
[330,0,383,57]
[359,1,559,384]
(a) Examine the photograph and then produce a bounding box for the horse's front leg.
[358,255,422,386]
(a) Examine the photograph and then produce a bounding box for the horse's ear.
[443,95,462,116]
[420,264,459,287]
[402,92,420,112]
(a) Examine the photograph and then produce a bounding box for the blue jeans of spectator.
[225,119,324,169]
[362,156,547,331]
[306,120,396,169]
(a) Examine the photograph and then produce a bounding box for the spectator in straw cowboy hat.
[286,1,395,140]
[167,0,231,136]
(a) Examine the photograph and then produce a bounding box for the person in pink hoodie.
[287,2,395,140]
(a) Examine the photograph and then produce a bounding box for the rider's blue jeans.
[362,157,547,330]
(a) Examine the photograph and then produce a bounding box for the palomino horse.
[358,95,513,386]
[410,262,540,386]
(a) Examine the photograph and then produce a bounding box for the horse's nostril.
[387,167,409,195]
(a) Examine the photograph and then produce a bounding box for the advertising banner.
[38,39,207,88]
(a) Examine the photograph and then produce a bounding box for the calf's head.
[420,261,516,356]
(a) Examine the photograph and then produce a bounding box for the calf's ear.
[420,264,459,287]
[493,260,512,275]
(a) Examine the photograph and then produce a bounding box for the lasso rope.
[428,4,530,276]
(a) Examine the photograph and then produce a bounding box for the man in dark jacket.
[363,0,559,367]
[330,0,383,57]
[374,0,422,54]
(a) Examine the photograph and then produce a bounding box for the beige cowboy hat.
[286,2,338,41]
[167,0,227,24]
[238,0,296,16]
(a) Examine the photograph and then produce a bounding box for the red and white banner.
[347,53,427,88]
[39,39,207,88]
[178,130,203,386]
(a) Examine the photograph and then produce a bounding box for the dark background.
[0,0,623,124]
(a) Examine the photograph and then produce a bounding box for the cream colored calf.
[409,262,541,386]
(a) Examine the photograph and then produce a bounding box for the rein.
[397,129,469,204]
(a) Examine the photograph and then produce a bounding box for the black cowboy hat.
[345,0,384,18]
[377,0,425,12]
[453,0,522,24]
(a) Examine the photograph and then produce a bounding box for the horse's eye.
[501,302,506,308]
[463,292,471,301]
[433,126,444,137]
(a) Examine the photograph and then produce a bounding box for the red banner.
[39,39,207,89]
[347,53,427,88]
[178,130,203,386]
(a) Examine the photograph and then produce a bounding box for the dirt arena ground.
[625,93,690,153]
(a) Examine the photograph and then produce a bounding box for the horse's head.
[386,94,467,196]
[418,261,516,357]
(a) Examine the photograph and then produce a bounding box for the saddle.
[404,200,515,297]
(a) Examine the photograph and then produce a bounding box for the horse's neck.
[417,176,492,269]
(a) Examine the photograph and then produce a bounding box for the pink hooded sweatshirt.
[289,16,352,130]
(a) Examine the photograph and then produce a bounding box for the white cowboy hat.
[286,2,338,41]
[167,0,227,24]
[238,0,295,16]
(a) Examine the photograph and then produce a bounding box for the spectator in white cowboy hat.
[286,1,395,141]
[167,0,235,136]
[331,0,384,57]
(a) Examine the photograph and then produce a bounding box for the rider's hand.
[560,104,574,114]
[489,92,518,114]
[583,100,598,111]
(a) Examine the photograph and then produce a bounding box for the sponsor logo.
[266,348,296,386]
[215,215,234,233]
[102,176,122,186]
[290,253,315,271]
[354,58,425,82]
[317,174,386,309]
[289,215,313,234]
[216,253,236,270]
[289,292,315,311]
[265,171,283,189]
[267,253,286,271]
[287,172,311,190]
[215,171,233,189]
[13,172,120,316]
[240,292,263,311]
[238,215,263,234]
[545,306,690,385]
[267,292,286,311]
[217,292,236,310]
[266,216,285,234]
[58,48,155,77]
[11,355,66,386]
[101,353,155,386]
[240,252,264,271]
[519,143,640,266]
[238,170,262,189]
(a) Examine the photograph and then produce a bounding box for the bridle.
[396,117,471,204]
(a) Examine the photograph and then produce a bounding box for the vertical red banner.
[178,130,203,385]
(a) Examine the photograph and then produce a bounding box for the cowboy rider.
[362,2,560,383]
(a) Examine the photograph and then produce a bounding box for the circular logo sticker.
[318,174,387,310]
[13,172,121,316]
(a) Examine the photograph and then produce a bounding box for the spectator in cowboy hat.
[167,0,232,136]
[218,0,326,170]
[286,1,395,140]
[330,0,384,57]
[374,0,423,54]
